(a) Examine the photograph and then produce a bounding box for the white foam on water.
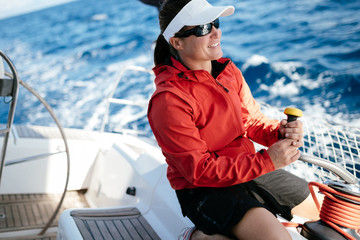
[241,54,269,71]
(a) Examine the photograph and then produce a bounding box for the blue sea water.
[0,0,359,133]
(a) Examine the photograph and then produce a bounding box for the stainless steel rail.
[0,51,19,187]
[299,154,358,185]
[18,79,71,235]
[4,151,65,166]
[100,65,153,133]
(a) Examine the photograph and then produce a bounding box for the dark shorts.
[175,169,310,238]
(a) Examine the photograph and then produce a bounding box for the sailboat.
[0,51,359,239]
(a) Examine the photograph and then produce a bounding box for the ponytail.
[154,34,171,66]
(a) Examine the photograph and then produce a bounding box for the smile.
[208,42,219,48]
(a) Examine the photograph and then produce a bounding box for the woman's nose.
[210,25,221,37]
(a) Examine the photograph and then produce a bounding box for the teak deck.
[0,191,89,240]
[71,208,161,240]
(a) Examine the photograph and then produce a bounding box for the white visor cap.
[162,0,235,42]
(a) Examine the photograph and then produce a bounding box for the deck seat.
[69,207,160,240]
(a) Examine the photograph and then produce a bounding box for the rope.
[309,182,360,240]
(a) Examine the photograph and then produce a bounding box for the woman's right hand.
[267,139,303,169]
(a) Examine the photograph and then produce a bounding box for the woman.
[148,0,317,239]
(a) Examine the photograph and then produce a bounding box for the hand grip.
[284,107,303,122]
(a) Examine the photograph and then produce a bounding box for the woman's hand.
[269,119,304,169]
[267,139,303,169]
[279,119,303,145]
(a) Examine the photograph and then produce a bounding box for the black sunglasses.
[175,18,220,38]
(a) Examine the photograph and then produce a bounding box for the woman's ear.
[169,37,184,50]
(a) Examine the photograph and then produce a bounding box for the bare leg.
[190,207,293,240]
[232,207,291,240]
[292,192,324,220]
[190,230,232,240]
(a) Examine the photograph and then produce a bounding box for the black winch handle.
[284,107,303,122]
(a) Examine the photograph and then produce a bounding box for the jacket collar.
[153,56,230,86]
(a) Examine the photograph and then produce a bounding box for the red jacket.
[148,57,279,190]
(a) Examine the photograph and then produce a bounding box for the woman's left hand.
[279,119,303,145]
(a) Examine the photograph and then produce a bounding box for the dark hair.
[154,0,191,66]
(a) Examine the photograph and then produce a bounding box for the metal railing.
[100,65,154,134]
[259,102,360,185]
[0,51,19,186]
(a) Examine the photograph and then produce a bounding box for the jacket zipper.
[213,74,243,135]
[215,79,229,93]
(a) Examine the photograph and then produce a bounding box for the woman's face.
[174,25,223,71]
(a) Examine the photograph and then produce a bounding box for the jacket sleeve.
[233,64,281,147]
[148,91,275,189]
